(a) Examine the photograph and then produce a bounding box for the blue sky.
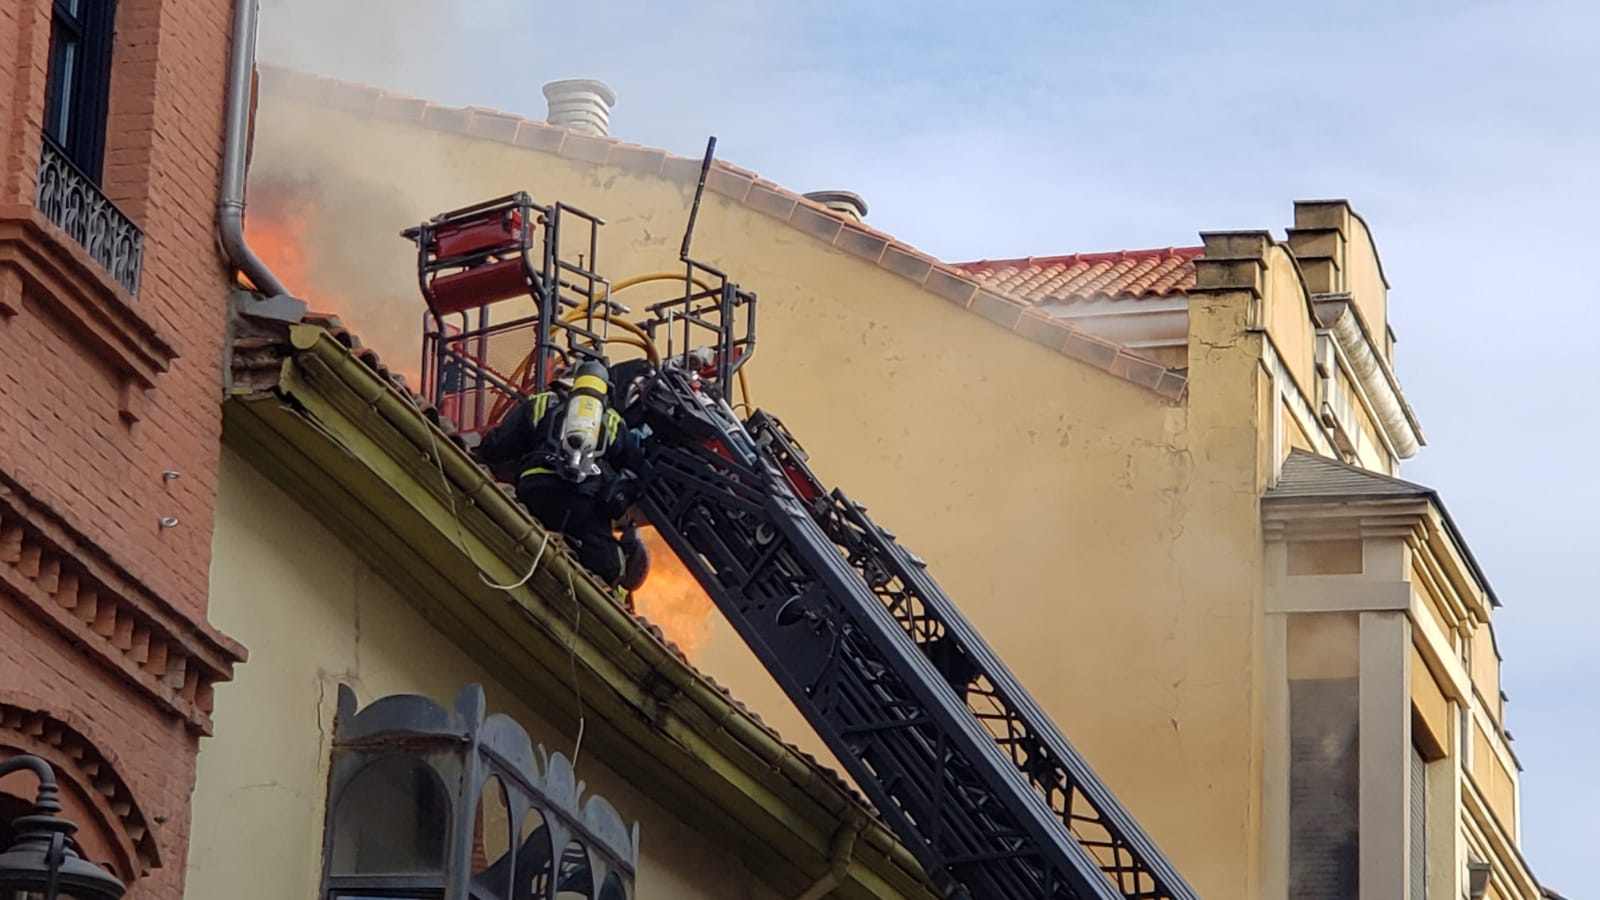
[261,0,1595,888]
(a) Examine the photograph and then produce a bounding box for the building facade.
[236,66,1553,899]
[0,0,244,897]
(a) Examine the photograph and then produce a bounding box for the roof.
[224,304,939,898]
[954,247,1202,305]
[1266,448,1432,502]
[253,63,1186,403]
[1265,450,1501,608]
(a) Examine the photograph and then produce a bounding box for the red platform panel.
[427,258,531,315]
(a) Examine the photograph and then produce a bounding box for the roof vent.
[804,190,868,222]
[541,79,616,137]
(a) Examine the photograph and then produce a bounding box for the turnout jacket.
[475,391,646,492]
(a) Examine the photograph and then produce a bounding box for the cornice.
[1261,496,1432,543]
[0,470,246,734]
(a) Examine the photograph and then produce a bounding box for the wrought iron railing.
[35,136,144,296]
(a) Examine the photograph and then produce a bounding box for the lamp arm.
[0,755,62,814]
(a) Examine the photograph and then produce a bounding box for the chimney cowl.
[804,190,868,221]
[541,78,617,137]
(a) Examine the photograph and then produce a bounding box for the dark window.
[329,755,451,878]
[1289,678,1360,900]
[44,0,117,181]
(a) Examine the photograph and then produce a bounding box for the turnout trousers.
[515,475,626,587]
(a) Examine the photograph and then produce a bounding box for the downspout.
[794,815,863,900]
[218,0,304,320]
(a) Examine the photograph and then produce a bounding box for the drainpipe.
[218,0,304,320]
[793,815,863,900]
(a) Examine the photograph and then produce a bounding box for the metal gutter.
[795,816,865,900]
[218,0,303,319]
[270,324,937,898]
[1316,294,1423,458]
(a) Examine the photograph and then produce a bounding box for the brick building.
[0,0,246,897]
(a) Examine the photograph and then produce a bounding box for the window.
[328,755,451,880]
[1289,678,1360,900]
[44,0,117,181]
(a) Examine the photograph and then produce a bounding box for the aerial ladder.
[403,144,1201,900]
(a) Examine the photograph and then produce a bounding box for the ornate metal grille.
[35,136,143,296]
[320,684,638,900]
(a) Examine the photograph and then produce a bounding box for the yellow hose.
[496,271,764,412]
[737,367,753,411]
[563,272,715,326]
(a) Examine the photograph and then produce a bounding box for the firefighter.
[473,359,649,593]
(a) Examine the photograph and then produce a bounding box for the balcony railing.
[35,137,144,296]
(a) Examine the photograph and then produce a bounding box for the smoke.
[256,0,477,105]
[245,0,735,656]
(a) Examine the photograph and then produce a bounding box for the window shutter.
[1410,744,1428,899]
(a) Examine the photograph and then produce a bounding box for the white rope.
[402,390,587,768]
[401,390,549,592]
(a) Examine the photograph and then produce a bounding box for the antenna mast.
[680,136,717,261]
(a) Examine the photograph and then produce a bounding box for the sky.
[259,0,1597,888]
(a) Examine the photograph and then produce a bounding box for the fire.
[242,183,311,291]
[630,525,715,661]
[242,176,421,384]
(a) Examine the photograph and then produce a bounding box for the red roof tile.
[955,247,1202,305]
[253,65,1188,403]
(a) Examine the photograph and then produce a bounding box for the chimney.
[541,79,617,137]
[804,190,868,222]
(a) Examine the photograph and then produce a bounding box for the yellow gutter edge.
[280,324,937,898]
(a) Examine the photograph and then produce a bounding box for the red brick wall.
[1,593,192,895]
[0,0,242,896]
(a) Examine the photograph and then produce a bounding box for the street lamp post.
[0,755,125,900]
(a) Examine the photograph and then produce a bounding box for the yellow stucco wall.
[1261,244,1317,401]
[187,448,781,900]
[242,93,1298,896]
[1344,213,1390,341]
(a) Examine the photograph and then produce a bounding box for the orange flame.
[242,177,420,384]
[631,526,715,661]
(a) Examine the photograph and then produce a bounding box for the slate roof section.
[1267,448,1432,501]
[955,247,1202,305]
[253,63,1187,404]
[1264,450,1500,607]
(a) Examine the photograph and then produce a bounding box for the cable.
[405,384,588,768]
[566,562,586,769]
[478,529,550,591]
[400,389,547,592]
